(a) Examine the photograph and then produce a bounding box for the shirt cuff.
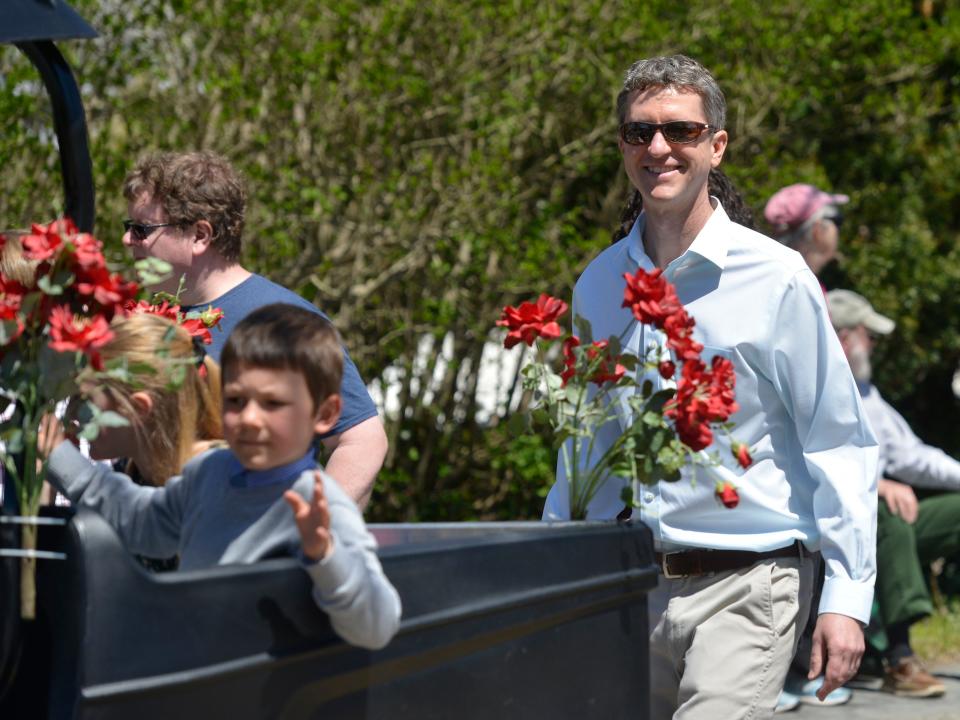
[819,576,874,624]
[300,532,360,598]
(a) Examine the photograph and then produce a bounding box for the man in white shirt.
[828,288,958,698]
[542,55,878,719]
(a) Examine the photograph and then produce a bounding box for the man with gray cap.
[828,288,960,698]
[765,183,849,276]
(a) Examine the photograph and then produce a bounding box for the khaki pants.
[648,554,815,720]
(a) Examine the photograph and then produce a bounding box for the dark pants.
[875,492,960,629]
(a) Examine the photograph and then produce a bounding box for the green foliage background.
[2,0,958,520]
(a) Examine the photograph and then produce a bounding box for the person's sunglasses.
[619,121,717,146]
[122,219,180,242]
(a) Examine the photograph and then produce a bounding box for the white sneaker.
[785,675,853,706]
[774,690,800,713]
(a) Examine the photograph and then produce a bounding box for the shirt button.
[644,491,655,503]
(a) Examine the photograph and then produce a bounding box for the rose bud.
[658,360,676,379]
[715,480,739,509]
[731,441,752,469]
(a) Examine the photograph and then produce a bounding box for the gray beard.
[848,346,872,383]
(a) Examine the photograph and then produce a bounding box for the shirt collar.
[228,449,318,488]
[626,197,732,273]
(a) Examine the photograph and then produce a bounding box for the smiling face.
[619,86,727,216]
[222,363,333,471]
[122,192,195,294]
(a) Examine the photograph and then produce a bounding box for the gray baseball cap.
[826,289,895,334]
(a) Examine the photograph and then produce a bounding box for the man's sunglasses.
[122,219,180,242]
[619,121,718,146]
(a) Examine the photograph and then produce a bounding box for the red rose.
[560,335,580,386]
[658,360,676,379]
[582,340,625,385]
[622,268,683,327]
[732,441,752,469]
[715,481,739,509]
[48,305,114,369]
[498,293,568,349]
[663,310,702,361]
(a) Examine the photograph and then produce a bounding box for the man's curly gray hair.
[616,54,726,130]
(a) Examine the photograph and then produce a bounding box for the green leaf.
[573,315,594,345]
[0,319,20,346]
[36,274,65,295]
[134,257,174,288]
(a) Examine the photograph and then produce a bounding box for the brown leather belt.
[655,541,804,579]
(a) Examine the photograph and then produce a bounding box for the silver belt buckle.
[660,551,685,579]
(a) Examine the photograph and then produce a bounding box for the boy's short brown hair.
[123,151,246,262]
[220,303,343,411]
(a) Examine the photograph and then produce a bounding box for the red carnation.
[69,232,107,272]
[498,293,568,349]
[75,266,139,316]
[180,317,213,344]
[0,297,24,346]
[715,480,739,509]
[48,305,114,370]
[125,299,180,321]
[20,219,76,261]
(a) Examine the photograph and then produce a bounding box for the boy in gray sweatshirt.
[44,303,401,650]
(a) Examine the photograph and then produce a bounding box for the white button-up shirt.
[860,382,960,491]
[543,201,879,622]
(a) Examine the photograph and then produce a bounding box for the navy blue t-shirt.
[184,274,378,438]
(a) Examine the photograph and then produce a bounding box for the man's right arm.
[768,269,878,624]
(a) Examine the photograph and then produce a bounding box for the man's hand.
[284,470,334,562]
[878,478,918,524]
[809,613,864,700]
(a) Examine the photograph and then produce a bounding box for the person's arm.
[288,469,401,650]
[321,415,387,509]
[878,477,918,524]
[769,270,878,620]
[43,438,187,559]
[873,395,960,491]
[767,271,877,695]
